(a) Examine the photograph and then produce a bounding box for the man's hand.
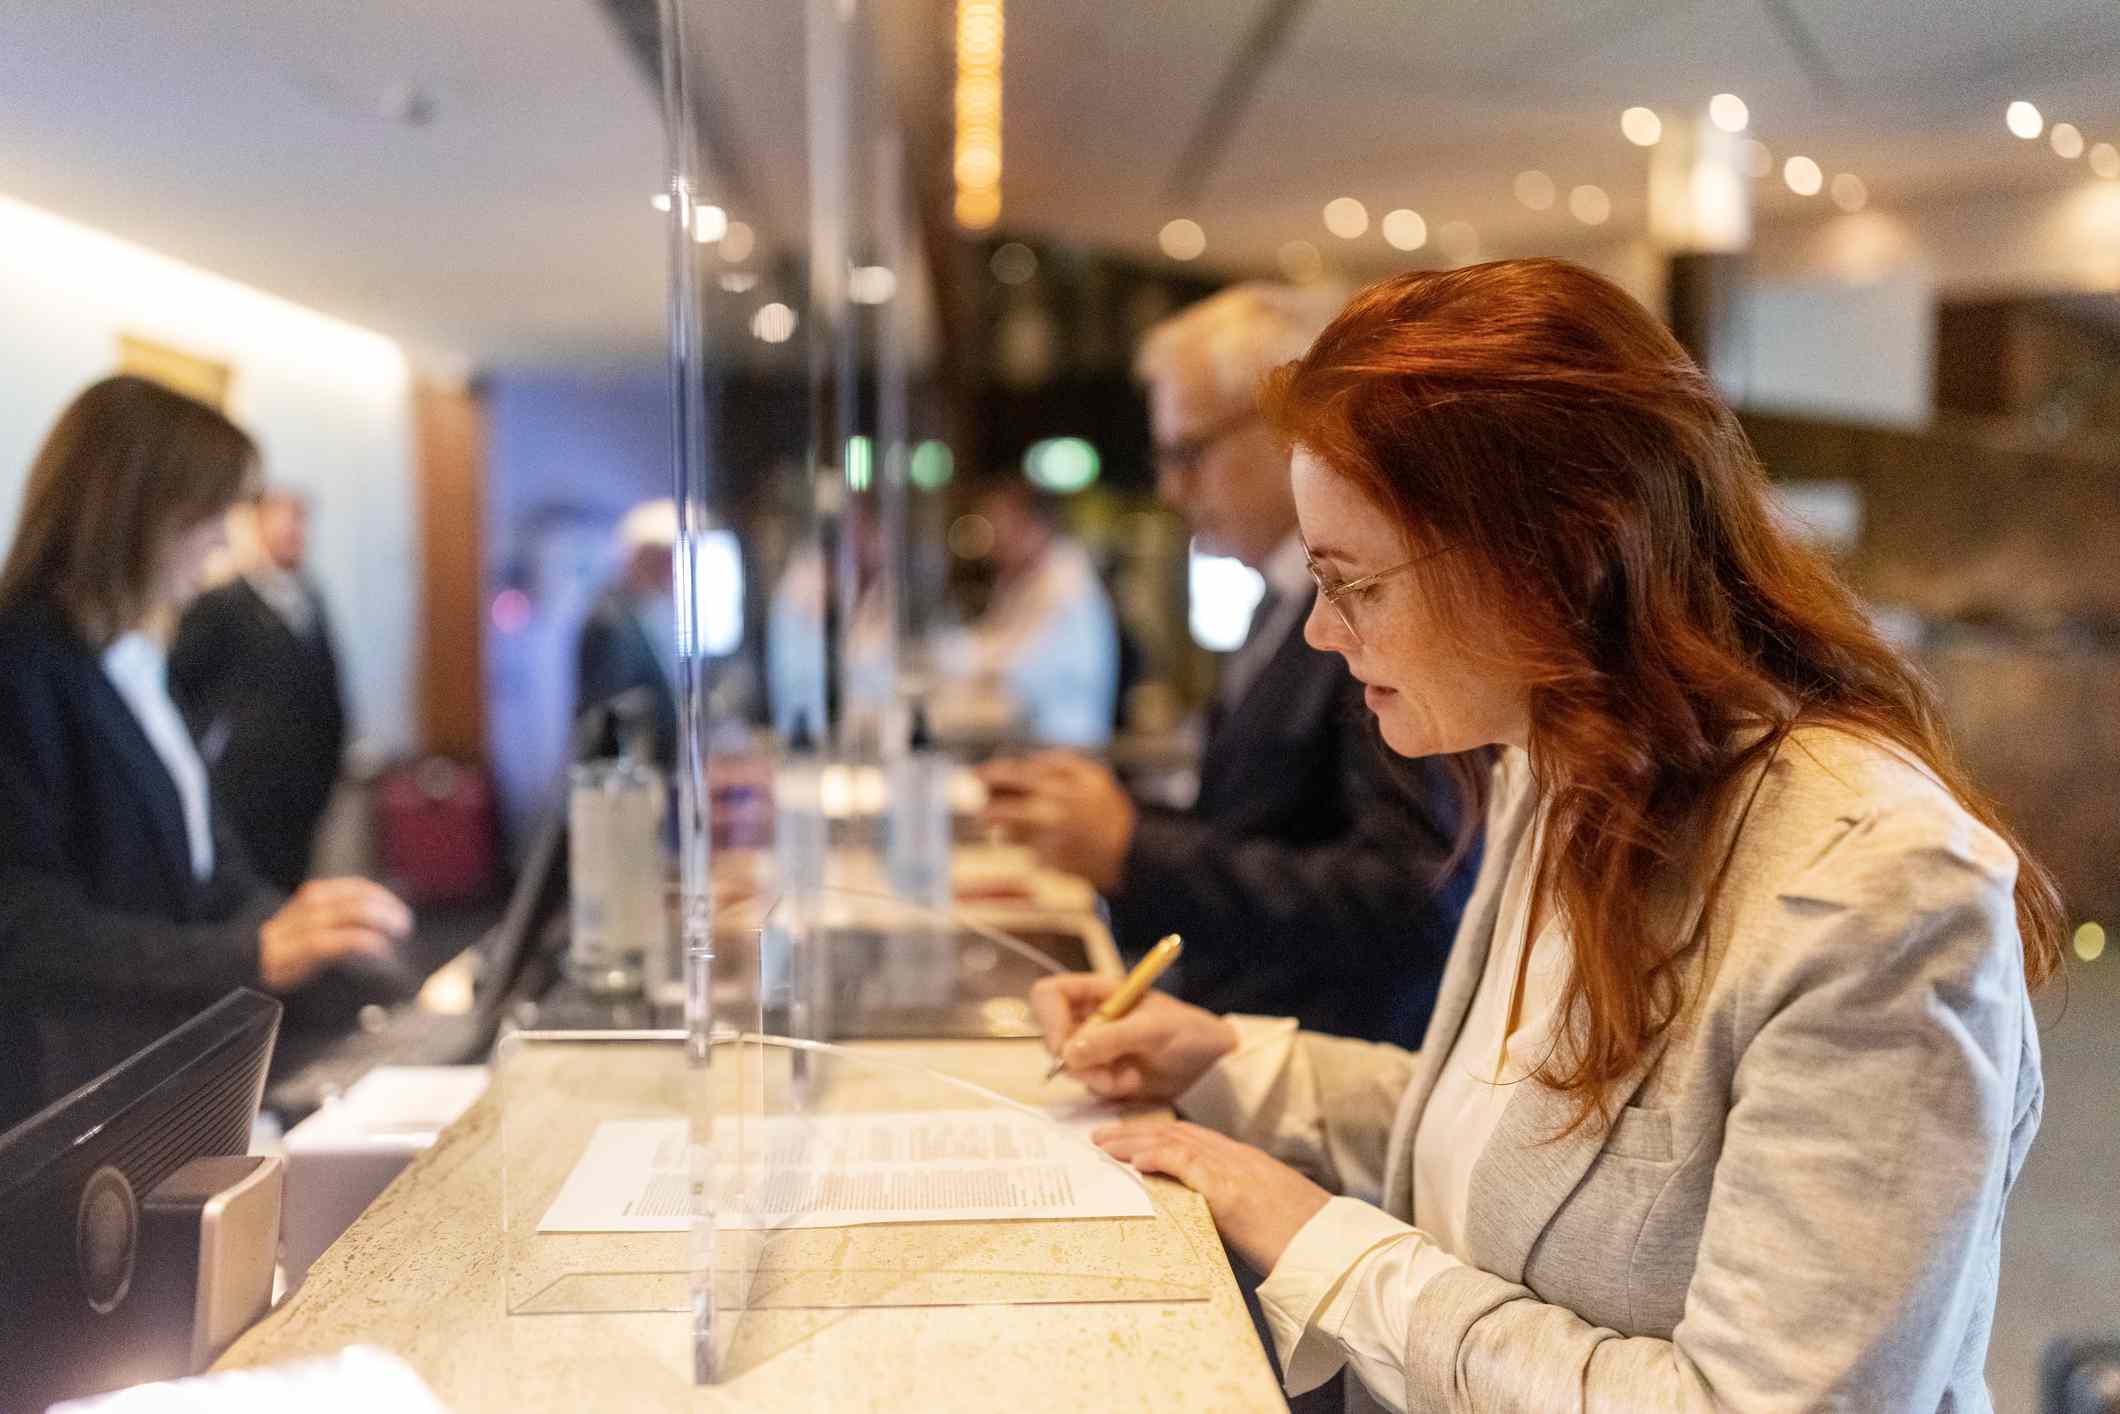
[979,751,1137,893]
[1092,1118,1332,1274]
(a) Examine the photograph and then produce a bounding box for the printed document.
[537,1107,1152,1233]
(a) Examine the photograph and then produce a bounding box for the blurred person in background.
[1038,261,2061,1413]
[767,510,894,744]
[984,283,1476,1050]
[169,485,345,894]
[0,376,411,1131]
[935,479,1118,748]
[576,497,679,766]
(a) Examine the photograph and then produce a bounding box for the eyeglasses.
[1301,533,1452,645]
[1152,409,1258,480]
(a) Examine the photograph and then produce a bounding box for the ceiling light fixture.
[954,0,1004,230]
[1323,197,1369,239]
[1783,155,1823,196]
[2091,143,2120,180]
[2051,123,2085,160]
[1829,173,1868,212]
[1513,171,1555,211]
[1569,185,1611,225]
[1437,220,1479,262]
[1621,107,1663,146]
[691,204,728,244]
[2005,101,2043,140]
[1158,218,1206,261]
[1708,93,1749,133]
[1381,208,1428,251]
[1278,240,1324,282]
[751,302,797,344]
[989,241,1037,284]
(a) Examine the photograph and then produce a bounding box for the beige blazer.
[1213,729,2042,1412]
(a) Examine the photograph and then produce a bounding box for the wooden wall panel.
[414,381,489,762]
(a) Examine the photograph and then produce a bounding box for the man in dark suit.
[983,284,1477,1050]
[576,498,680,768]
[170,487,346,895]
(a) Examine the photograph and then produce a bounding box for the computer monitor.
[0,989,280,1412]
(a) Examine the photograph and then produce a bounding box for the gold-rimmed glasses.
[1300,533,1451,645]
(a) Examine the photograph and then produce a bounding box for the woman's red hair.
[1261,259,2063,1128]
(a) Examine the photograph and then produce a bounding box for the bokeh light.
[1323,197,1369,239]
[1158,218,1206,261]
[1622,107,1663,147]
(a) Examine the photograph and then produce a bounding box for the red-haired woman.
[1033,260,2060,1412]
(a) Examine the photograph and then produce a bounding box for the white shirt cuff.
[1256,1197,1460,1403]
[1174,1014,1297,1134]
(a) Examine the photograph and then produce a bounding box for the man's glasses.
[1301,534,1452,645]
[1152,409,1259,480]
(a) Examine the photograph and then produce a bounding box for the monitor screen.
[0,989,279,1411]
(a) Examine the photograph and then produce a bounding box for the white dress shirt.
[245,565,317,639]
[101,631,215,881]
[1177,748,1561,1408]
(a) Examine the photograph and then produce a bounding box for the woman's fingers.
[1091,1118,1179,1155]
[1094,1121,1210,1189]
[311,925,395,963]
[1075,1061,1144,1099]
[300,879,414,937]
[1028,973,1117,1053]
[1061,1009,1165,1070]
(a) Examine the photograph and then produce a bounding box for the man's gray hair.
[1133,281,1348,406]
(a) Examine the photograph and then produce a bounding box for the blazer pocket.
[1604,1105,1674,1163]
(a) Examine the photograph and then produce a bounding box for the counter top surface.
[218,1038,1287,1412]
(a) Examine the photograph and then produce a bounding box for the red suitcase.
[374,757,498,906]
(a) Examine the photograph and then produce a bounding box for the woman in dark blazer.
[0,376,411,1131]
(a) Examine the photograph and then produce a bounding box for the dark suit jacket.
[169,577,346,895]
[1108,603,1479,1048]
[0,598,280,1132]
[576,588,678,769]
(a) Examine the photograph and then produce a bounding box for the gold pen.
[1043,934,1183,1081]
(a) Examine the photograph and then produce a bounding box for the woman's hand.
[258,878,414,992]
[1029,972,1240,1102]
[1094,1118,1332,1274]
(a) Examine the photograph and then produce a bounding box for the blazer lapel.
[1463,1025,1671,1284]
[1458,741,1778,1282]
[1380,756,1538,1220]
[1198,603,1316,810]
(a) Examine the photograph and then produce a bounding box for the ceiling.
[1,0,2114,366]
[1007,0,2120,275]
[0,0,667,366]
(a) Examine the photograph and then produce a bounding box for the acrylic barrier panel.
[720,1035,1215,1315]
[497,1031,1213,1325]
[756,885,1121,1044]
[498,1030,714,1318]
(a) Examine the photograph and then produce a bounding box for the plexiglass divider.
[646,0,978,1379]
[497,890,1212,1386]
